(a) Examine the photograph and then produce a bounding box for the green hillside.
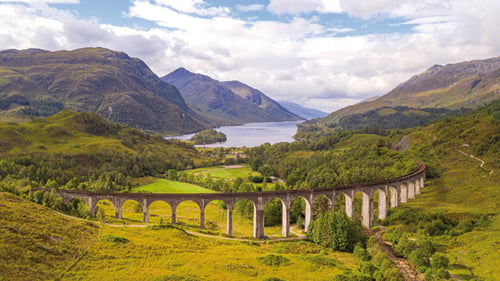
[0,48,212,134]
[385,100,500,280]
[0,110,204,192]
[0,192,99,280]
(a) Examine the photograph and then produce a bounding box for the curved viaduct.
[49,162,425,239]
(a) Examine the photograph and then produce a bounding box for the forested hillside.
[0,110,204,192]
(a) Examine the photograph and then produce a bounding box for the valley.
[0,49,498,281]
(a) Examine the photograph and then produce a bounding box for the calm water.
[167,120,303,147]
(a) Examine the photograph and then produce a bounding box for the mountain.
[0,47,212,134]
[161,68,302,124]
[222,80,301,121]
[313,56,500,125]
[279,101,328,119]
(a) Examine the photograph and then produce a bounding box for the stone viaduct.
[47,162,425,239]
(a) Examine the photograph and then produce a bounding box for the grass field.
[131,178,215,193]
[185,164,260,180]
[63,224,357,281]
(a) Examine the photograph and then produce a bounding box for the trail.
[457,147,494,177]
[368,228,425,281]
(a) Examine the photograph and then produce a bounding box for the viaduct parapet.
[44,162,426,239]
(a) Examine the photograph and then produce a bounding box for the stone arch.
[231,198,257,237]
[200,198,227,231]
[66,196,93,217]
[175,199,203,228]
[262,196,289,237]
[119,199,143,222]
[287,195,311,234]
[94,198,117,219]
[147,200,173,224]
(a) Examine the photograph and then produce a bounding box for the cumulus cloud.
[0,0,499,112]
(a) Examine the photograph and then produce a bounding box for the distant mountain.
[0,48,212,134]
[313,56,500,125]
[279,101,328,119]
[161,68,302,124]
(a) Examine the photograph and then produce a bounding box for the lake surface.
[167,120,303,147]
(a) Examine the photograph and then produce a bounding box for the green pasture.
[185,164,261,180]
[131,178,215,194]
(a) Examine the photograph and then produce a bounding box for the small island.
[190,129,227,145]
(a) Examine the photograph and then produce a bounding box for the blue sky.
[0,0,499,112]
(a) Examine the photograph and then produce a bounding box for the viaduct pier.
[47,162,425,239]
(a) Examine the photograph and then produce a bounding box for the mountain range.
[161,68,302,124]
[279,101,328,119]
[0,48,213,134]
[312,56,500,125]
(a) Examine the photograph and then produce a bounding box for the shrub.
[257,255,290,267]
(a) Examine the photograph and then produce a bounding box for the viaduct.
[47,162,425,239]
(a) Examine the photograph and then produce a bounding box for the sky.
[0,0,499,112]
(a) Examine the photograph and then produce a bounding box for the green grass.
[0,192,99,281]
[131,179,215,194]
[63,225,357,281]
[185,164,260,180]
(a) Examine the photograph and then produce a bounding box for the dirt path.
[369,228,425,281]
[457,147,494,177]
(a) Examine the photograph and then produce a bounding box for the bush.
[257,255,290,267]
[99,235,130,244]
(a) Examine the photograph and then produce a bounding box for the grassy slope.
[65,225,357,281]
[0,110,204,165]
[131,179,215,193]
[0,192,99,280]
[185,164,260,180]
[401,106,499,280]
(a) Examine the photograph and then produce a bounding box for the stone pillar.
[253,203,265,239]
[400,184,408,203]
[87,196,97,217]
[344,191,354,219]
[390,186,399,208]
[420,176,425,189]
[304,199,313,232]
[226,204,233,236]
[142,198,149,223]
[282,201,290,237]
[171,202,177,225]
[408,181,415,199]
[362,192,373,228]
[415,179,421,195]
[115,204,122,219]
[200,208,205,229]
[378,189,387,220]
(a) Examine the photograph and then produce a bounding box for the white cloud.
[0,0,499,113]
[153,0,229,16]
[267,0,342,15]
[236,4,264,12]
